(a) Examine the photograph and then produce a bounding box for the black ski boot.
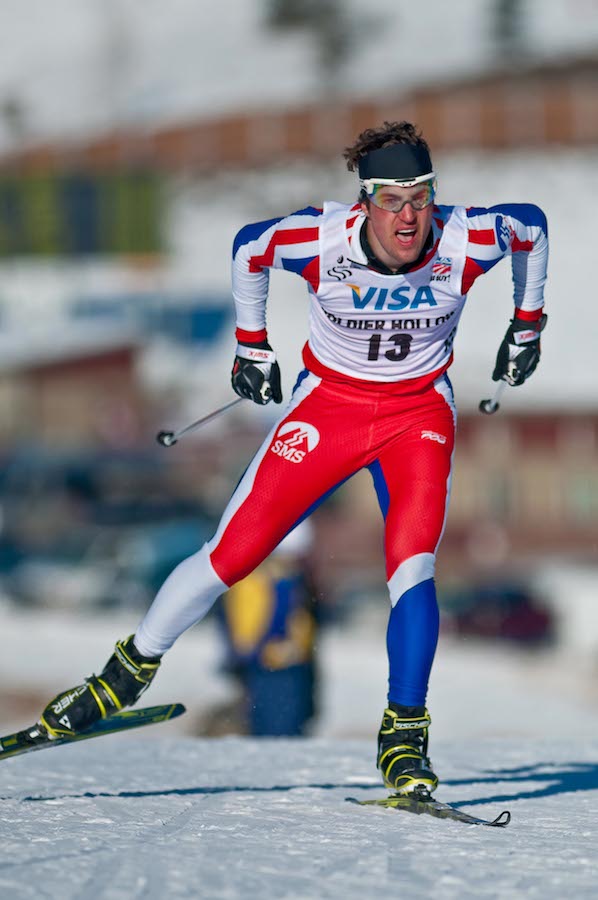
[39,636,161,738]
[377,703,438,796]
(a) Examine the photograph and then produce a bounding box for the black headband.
[358,143,433,181]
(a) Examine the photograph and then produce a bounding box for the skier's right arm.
[230,207,322,405]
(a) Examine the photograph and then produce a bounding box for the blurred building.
[2,54,597,174]
[0,0,596,626]
[334,410,598,578]
[0,326,144,448]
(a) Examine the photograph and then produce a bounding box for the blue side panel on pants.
[386,578,439,707]
[368,459,390,519]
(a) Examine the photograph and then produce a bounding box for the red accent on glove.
[235,328,268,344]
[513,307,544,322]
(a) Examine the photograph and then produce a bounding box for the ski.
[0,703,186,761]
[346,794,510,827]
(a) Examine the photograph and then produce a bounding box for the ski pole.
[156,397,244,447]
[479,380,507,415]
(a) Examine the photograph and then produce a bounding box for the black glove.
[492,314,547,386]
[231,340,283,405]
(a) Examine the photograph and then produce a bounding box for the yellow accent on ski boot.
[40,636,161,738]
[377,704,438,795]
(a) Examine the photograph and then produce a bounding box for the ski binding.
[347,788,510,827]
[0,703,186,761]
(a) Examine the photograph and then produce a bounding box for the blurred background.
[0,0,597,743]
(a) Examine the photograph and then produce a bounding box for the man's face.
[360,181,435,270]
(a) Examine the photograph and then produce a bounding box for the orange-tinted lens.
[368,180,436,212]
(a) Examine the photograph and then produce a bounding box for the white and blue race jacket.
[232,202,548,385]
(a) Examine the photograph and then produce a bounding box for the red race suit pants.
[135,369,456,705]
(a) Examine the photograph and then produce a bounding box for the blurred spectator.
[203,520,319,737]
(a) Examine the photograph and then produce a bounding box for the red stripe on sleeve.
[468,228,496,246]
[249,227,319,272]
[511,236,534,252]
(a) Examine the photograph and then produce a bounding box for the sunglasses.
[361,176,437,213]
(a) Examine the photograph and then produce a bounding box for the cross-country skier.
[36,121,548,797]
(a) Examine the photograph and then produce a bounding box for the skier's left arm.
[464,204,548,385]
[489,204,548,386]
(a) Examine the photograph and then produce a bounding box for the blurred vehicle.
[5,519,211,611]
[440,581,555,645]
[0,448,206,528]
[0,447,215,610]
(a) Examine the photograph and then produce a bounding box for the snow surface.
[2,606,598,898]
[2,735,598,899]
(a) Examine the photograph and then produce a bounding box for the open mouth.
[395,227,417,246]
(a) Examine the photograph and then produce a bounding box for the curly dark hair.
[343,121,430,172]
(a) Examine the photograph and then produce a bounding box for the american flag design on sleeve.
[232,206,323,334]
[462,204,548,317]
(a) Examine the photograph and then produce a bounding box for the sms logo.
[271,421,320,464]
